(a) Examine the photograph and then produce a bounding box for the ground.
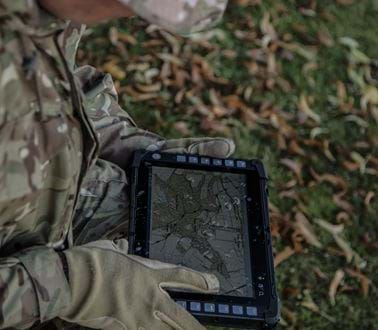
[78,0,378,328]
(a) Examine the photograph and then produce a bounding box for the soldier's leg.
[72,158,130,245]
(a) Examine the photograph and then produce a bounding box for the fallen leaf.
[136,82,162,93]
[298,94,321,123]
[294,212,322,248]
[329,269,345,305]
[310,168,348,191]
[274,246,295,267]
[334,235,354,263]
[302,290,336,323]
[103,62,126,81]
[318,28,334,47]
[315,218,344,235]
[281,306,297,324]
[280,159,303,184]
[315,218,358,263]
[345,268,371,298]
[174,122,190,136]
[313,266,328,280]
[364,191,375,207]
[333,192,354,213]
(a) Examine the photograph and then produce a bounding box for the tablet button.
[232,305,243,315]
[188,156,199,164]
[176,301,187,309]
[218,304,230,314]
[177,155,187,162]
[190,302,201,312]
[246,306,257,316]
[204,303,215,313]
[236,160,247,168]
[213,159,223,166]
[225,159,235,167]
[152,153,161,160]
[201,157,210,165]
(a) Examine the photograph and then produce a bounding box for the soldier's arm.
[75,65,234,169]
[0,249,70,329]
[0,3,71,328]
[75,65,164,169]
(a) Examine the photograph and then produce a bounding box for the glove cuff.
[17,248,71,323]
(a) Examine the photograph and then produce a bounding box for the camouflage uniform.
[0,0,230,329]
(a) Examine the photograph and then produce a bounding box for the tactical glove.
[60,239,218,330]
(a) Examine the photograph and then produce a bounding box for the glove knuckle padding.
[151,137,235,158]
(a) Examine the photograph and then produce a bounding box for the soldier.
[0,0,233,329]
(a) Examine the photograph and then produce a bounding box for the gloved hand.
[59,239,218,330]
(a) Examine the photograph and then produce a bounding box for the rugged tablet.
[129,151,279,329]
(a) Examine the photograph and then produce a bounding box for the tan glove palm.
[60,239,219,330]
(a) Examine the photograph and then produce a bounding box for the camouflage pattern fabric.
[0,0,230,329]
[0,1,96,327]
[119,0,228,35]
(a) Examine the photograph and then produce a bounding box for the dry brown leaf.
[109,26,118,45]
[333,192,354,213]
[310,168,348,191]
[315,218,355,263]
[323,140,336,162]
[280,158,303,184]
[157,53,183,66]
[123,86,158,101]
[318,28,334,47]
[281,306,297,324]
[301,291,336,323]
[336,211,350,223]
[200,118,230,135]
[313,267,328,280]
[294,212,322,248]
[117,32,137,45]
[315,218,344,235]
[329,269,345,305]
[342,160,360,171]
[103,62,126,81]
[136,83,162,93]
[260,12,277,42]
[333,235,354,263]
[274,246,295,267]
[345,268,371,298]
[173,122,190,136]
[298,94,321,123]
[364,191,375,207]
[288,140,306,156]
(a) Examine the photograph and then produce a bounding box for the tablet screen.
[149,166,253,297]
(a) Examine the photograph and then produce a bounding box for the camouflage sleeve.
[119,0,228,35]
[75,65,163,169]
[0,248,70,329]
[0,0,62,34]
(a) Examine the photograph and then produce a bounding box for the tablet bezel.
[129,151,279,329]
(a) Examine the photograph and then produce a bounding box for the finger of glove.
[82,239,129,256]
[150,137,235,158]
[158,266,219,294]
[155,299,205,330]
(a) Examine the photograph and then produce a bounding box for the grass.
[78,0,378,328]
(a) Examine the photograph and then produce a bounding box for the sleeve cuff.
[17,248,71,323]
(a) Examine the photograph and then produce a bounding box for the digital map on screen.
[149,167,253,297]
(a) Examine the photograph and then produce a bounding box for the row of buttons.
[176,301,257,317]
[175,155,247,168]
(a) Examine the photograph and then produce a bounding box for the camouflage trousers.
[32,158,130,330]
